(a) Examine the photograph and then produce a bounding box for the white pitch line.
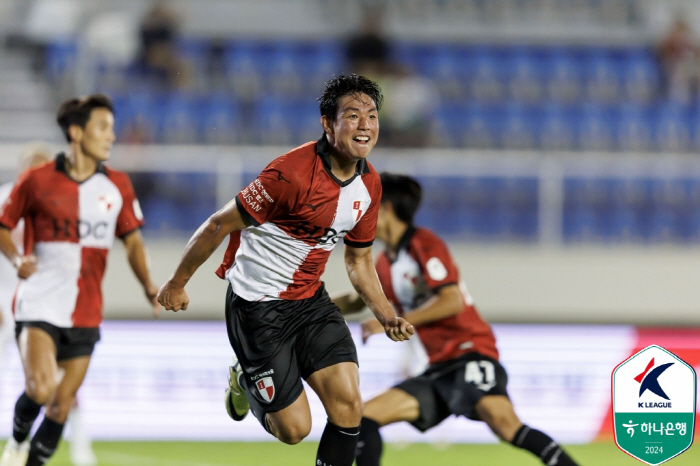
[98,449,251,466]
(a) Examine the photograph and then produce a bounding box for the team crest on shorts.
[256,377,275,403]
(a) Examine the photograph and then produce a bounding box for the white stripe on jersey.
[78,173,124,248]
[227,176,372,301]
[15,242,81,327]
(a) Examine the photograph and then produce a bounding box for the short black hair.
[318,74,383,121]
[56,94,114,142]
[380,172,423,225]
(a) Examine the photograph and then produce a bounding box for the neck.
[328,150,358,182]
[386,221,409,253]
[65,146,98,182]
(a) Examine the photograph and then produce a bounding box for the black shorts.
[394,352,509,432]
[225,283,358,414]
[15,321,101,362]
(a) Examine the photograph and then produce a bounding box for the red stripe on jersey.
[279,248,330,300]
[216,231,241,279]
[73,247,108,327]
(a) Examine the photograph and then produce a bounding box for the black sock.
[26,417,65,466]
[12,392,42,443]
[316,420,360,466]
[356,417,383,466]
[511,425,579,466]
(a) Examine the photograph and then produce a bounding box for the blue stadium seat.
[576,104,615,151]
[543,49,582,103]
[466,47,505,102]
[506,47,544,103]
[563,178,612,241]
[497,104,537,150]
[253,97,294,145]
[224,40,264,101]
[159,93,200,144]
[608,179,648,241]
[616,104,653,152]
[621,49,660,103]
[45,41,78,81]
[583,50,622,103]
[112,92,159,143]
[297,42,345,97]
[199,93,241,144]
[654,101,691,152]
[539,103,576,151]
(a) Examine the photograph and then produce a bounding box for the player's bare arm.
[0,226,36,279]
[402,284,464,326]
[344,243,414,342]
[330,290,365,315]
[122,229,160,317]
[157,199,250,311]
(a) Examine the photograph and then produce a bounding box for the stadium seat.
[466,46,506,102]
[621,49,660,104]
[576,104,615,151]
[616,104,653,152]
[583,50,622,104]
[654,101,691,152]
[199,93,241,145]
[252,97,294,145]
[506,47,544,103]
[543,48,582,104]
[498,103,537,150]
[159,93,200,144]
[539,102,576,151]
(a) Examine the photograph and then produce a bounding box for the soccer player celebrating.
[334,173,580,466]
[0,95,160,466]
[157,74,414,466]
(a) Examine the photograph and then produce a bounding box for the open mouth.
[353,135,370,144]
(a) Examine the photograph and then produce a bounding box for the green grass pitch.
[4,440,697,466]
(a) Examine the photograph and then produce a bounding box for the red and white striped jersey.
[216,137,381,301]
[0,154,144,328]
[375,226,498,364]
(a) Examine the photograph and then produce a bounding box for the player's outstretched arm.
[157,199,250,312]
[122,229,160,317]
[344,244,414,342]
[402,284,464,327]
[329,290,366,315]
[0,227,36,279]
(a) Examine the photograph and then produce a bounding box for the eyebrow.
[343,106,378,113]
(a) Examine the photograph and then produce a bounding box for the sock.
[356,417,383,466]
[316,420,360,466]
[511,425,579,466]
[26,417,65,466]
[12,392,43,443]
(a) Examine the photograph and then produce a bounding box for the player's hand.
[16,255,37,279]
[360,318,384,344]
[157,281,189,312]
[384,317,414,342]
[145,282,161,318]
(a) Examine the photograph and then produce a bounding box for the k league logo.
[612,345,696,465]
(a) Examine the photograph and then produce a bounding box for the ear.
[68,124,82,143]
[320,115,333,136]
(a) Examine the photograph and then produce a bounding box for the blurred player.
[0,143,97,466]
[0,95,160,466]
[157,75,414,466]
[334,173,580,466]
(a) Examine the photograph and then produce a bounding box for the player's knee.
[276,422,311,445]
[329,393,363,426]
[25,376,57,405]
[44,394,74,423]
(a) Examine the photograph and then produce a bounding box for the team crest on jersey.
[97,193,117,213]
[256,377,275,403]
[352,200,365,222]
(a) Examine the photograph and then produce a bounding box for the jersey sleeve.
[235,164,299,226]
[0,173,33,230]
[113,173,145,238]
[412,232,460,291]
[344,174,381,248]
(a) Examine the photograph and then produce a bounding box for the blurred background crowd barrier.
[0,0,699,325]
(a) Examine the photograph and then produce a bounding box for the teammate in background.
[0,143,51,368]
[0,95,160,466]
[0,143,98,466]
[333,173,580,466]
[157,75,414,466]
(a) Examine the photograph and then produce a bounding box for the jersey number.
[464,360,496,392]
